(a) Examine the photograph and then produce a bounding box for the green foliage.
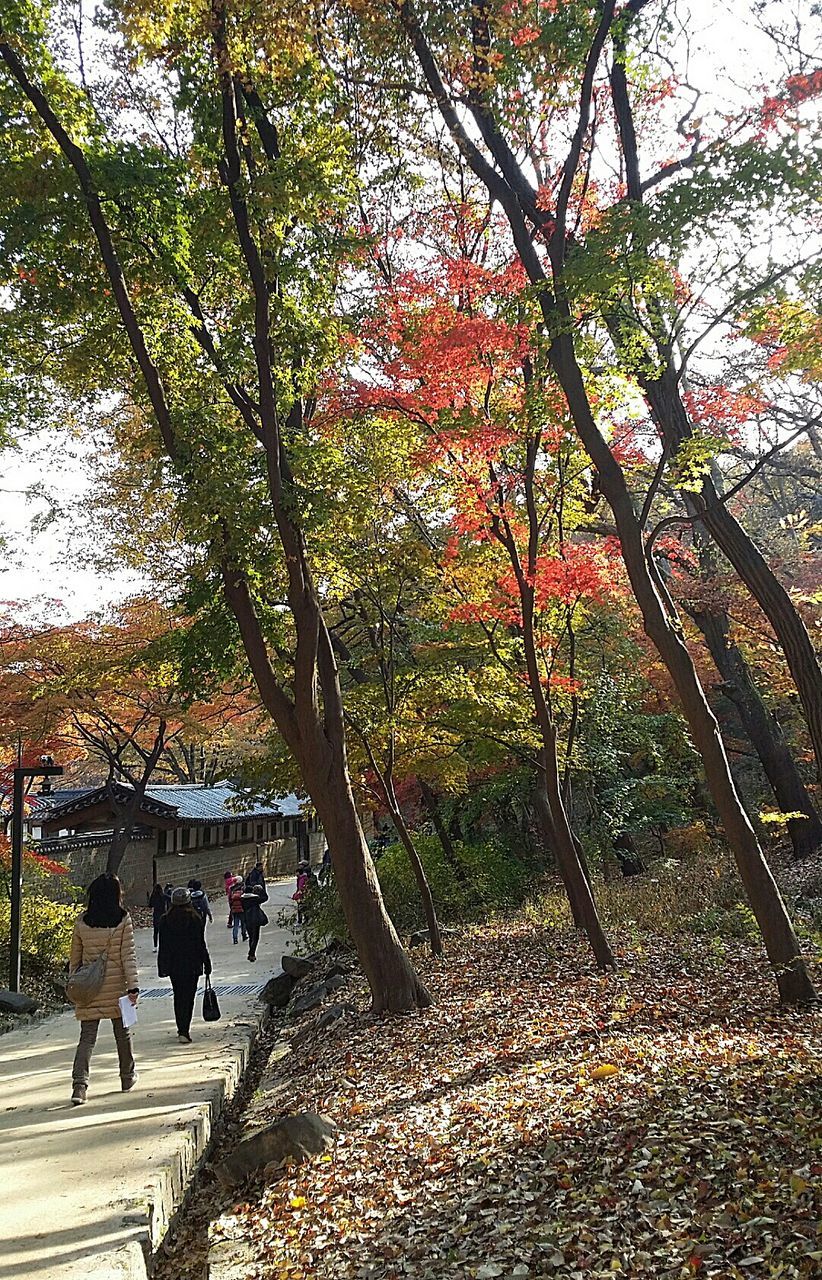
[669,428,728,493]
[300,834,536,946]
[0,894,76,965]
[597,854,757,942]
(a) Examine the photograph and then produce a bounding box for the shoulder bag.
[66,927,116,1006]
[202,975,221,1022]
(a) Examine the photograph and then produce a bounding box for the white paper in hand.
[118,994,138,1028]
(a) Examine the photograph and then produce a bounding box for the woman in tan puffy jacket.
[69,873,140,1106]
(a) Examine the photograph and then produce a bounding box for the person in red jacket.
[228,876,247,945]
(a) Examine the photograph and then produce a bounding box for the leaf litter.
[157,918,821,1279]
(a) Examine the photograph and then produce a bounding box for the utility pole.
[9,757,63,992]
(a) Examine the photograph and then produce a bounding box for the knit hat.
[171,887,191,905]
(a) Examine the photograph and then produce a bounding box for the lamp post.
[8,757,63,992]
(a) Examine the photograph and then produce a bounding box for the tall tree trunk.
[228,579,432,1011]
[0,26,431,1015]
[305,761,435,1000]
[387,786,443,957]
[689,603,822,859]
[418,778,468,883]
[356,746,444,957]
[516,569,614,968]
[107,825,131,876]
[539,740,616,969]
[642,370,822,786]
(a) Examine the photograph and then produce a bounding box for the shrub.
[526,850,764,945]
[0,840,82,967]
[300,834,536,947]
[0,895,77,966]
[589,853,756,940]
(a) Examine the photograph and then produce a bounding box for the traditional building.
[27,781,323,901]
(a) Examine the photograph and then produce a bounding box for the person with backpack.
[247,860,266,892]
[228,876,247,945]
[157,887,212,1042]
[241,877,268,962]
[189,879,213,926]
[68,873,139,1106]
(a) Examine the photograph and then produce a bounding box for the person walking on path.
[69,873,139,1107]
[293,860,310,925]
[223,869,234,927]
[247,860,266,892]
[241,877,268,962]
[157,887,212,1042]
[228,876,247,945]
[189,879,213,926]
[148,882,166,950]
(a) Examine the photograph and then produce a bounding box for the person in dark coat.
[148,882,166,950]
[247,860,266,891]
[241,878,269,963]
[157,887,212,1041]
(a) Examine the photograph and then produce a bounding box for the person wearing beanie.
[157,887,212,1042]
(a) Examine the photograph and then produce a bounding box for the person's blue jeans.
[232,913,247,943]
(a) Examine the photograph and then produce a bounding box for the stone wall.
[54,838,156,906]
[42,828,326,908]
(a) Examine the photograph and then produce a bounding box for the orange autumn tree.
[334,0,820,1003]
[0,598,261,874]
[336,201,627,967]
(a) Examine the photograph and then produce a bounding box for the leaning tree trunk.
[549,333,816,1005]
[418,777,469,883]
[689,603,822,859]
[642,371,822,786]
[353,734,444,957]
[386,786,444,957]
[515,571,615,969]
[228,578,432,1013]
[302,753,432,1007]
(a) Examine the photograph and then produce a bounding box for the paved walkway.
[0,879,296,1280]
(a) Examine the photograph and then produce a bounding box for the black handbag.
[202,976,221,1022]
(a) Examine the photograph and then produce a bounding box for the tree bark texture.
[690,603,822,859]
[303,757,434,1005]
[643,372,822,787]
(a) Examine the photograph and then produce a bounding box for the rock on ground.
[215,1113,338,1187]
[0,989,39,1014]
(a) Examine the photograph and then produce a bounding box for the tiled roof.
[38,781,305,827]
[142,783,298,823]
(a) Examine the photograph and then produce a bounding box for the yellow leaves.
[789,1173,809,1195]
[591,1063,620,1081]
[289,1196,307,1210]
